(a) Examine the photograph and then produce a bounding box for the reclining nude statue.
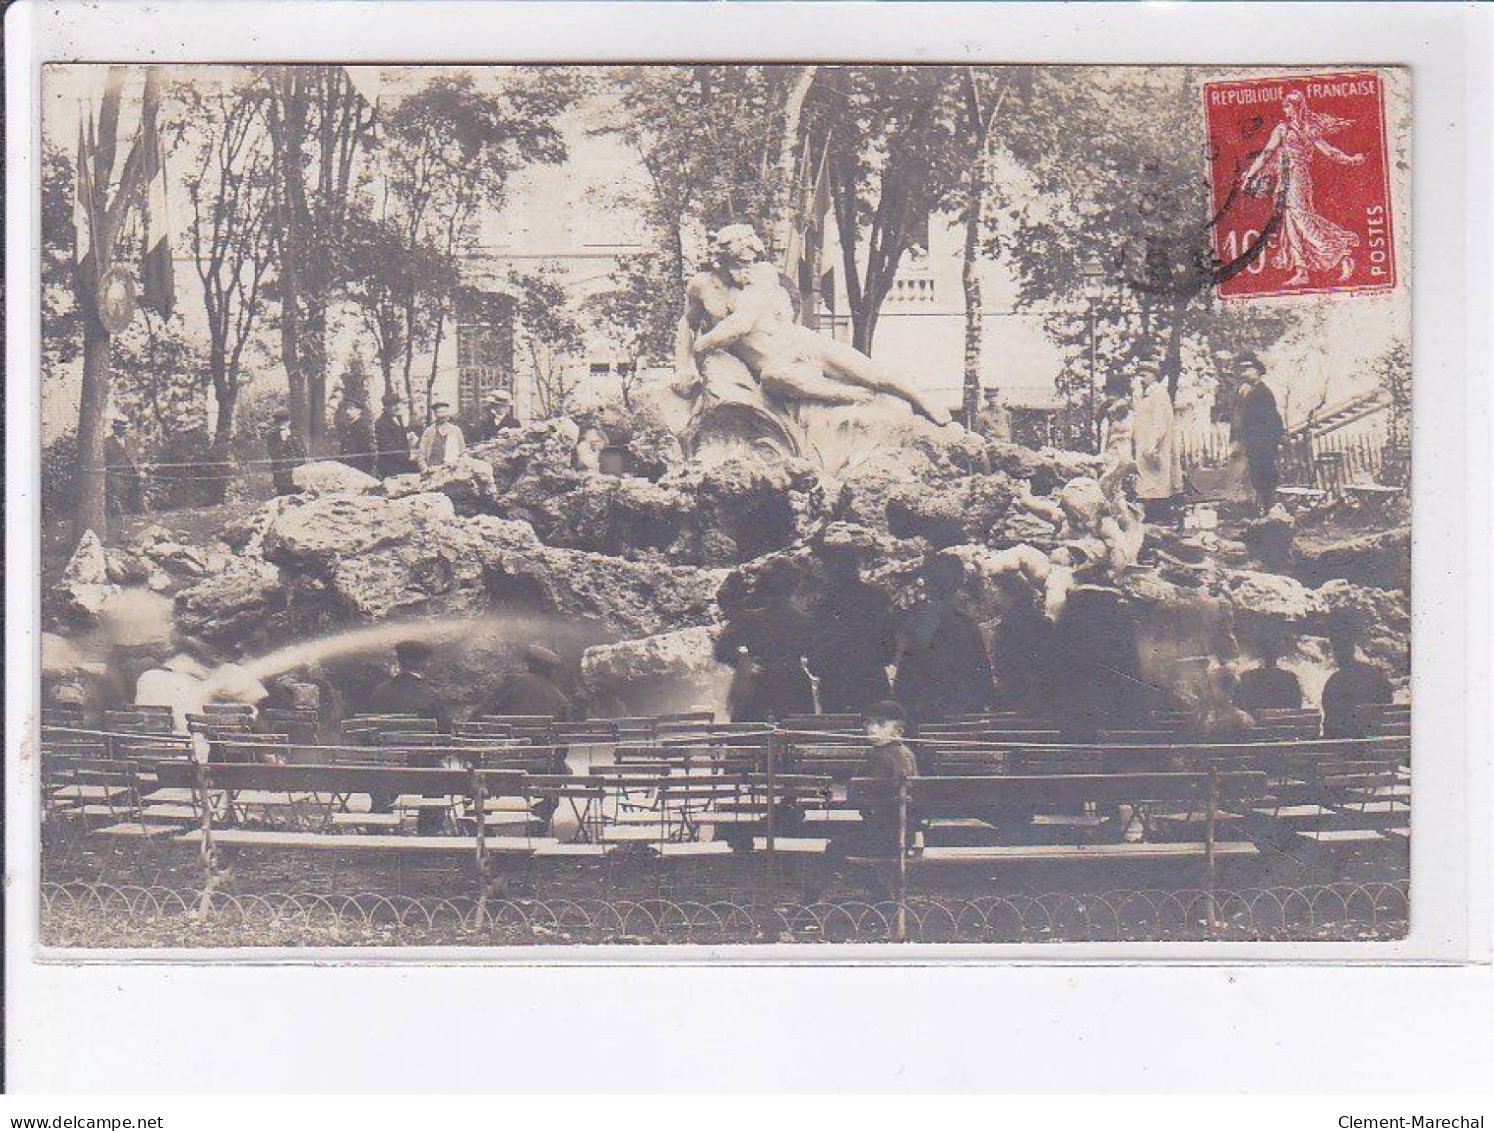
[672,224,952,464]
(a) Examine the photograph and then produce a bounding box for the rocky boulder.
[1241,507,1296,571]
[580,625,729,716]
[885,473,1014,547]
[660,456,829,566]
[103,547,152,585]
[1295,524,1411,591]
[52,531,118,626]
[383,455,498,515]
[240,489,723,639]
[547,475,693,559]
[1315,578,1411,681]
[175,557,286,643]
[262,493,438,569]
[292,460,381,496]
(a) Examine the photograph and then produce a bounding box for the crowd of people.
[711,533,1394,750]
[265,386,523,497]
[99,379,528,514]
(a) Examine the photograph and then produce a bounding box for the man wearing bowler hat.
[474,389,521,442]
[264,410,307,496]
[375,393,416,478]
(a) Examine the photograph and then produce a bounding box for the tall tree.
[511,267,586,420]
[41,144,83,388]
[72,65,163,541]
[368,70,577,419]
[262,65,375,446]
[808,66,966,353]
[986,66,1296,446]
[178,76,278,445]
[946,66,1027,424]
[595,65,817,359]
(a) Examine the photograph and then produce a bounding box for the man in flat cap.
[416,400,467,471]
[479,644,574,723]
[375,393,417,478]
[337,398,378,477]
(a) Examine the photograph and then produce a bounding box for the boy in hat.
[417,400,467,471]
[853,700,918,858]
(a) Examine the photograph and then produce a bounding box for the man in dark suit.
[366,640,452,832]
[264,411,307,497]
[1235,359,1286,515]
[375,394,417,478]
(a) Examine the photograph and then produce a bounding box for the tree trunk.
[1163,291,1190,404]
[75,317,111,540]
[425,310,447,417]
[213,377,239,448]
[304,301,329,445]
[961,219,983,426]
[770,65,817,256]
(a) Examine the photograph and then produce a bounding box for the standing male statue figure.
[674,225,952,432]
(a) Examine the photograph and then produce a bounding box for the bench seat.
[52,785,131,801]
[1294,828,1385,845]
[175,829,552,854]
[533,842,616,858]
[598,825,678,843]
[96,822,180,839]
[654,840,733,857]
[1253,803,1335,820]
[688,810,769,826]
[750,836,830,854]
[1338,800,1410,816]
[77,803,140,818]
[329,812,404,829]
[801,809,863,826]
[910,841,1258,864]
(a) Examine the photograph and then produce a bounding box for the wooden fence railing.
[1178,421,1400,493]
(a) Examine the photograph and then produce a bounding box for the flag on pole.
[789,137,832,327]
[73,111,96,275]
[140,113,175,317]
[344,66,383,106]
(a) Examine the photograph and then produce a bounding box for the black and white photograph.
[32,57,1417,951]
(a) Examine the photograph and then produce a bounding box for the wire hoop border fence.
[40,879,1409,947]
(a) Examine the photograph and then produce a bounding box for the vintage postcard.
[34,61,1412,951]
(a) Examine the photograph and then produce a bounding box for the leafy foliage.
[510,267,587,419]
[176,76,278,443]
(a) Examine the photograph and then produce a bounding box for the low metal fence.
[40,879,1409,947]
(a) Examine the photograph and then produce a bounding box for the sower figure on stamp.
[674,225,952,427]
[1243,90,1367,287]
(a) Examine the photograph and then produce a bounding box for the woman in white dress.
[1132,368,1181,521]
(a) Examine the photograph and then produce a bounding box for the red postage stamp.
[1204,70,1396,300]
